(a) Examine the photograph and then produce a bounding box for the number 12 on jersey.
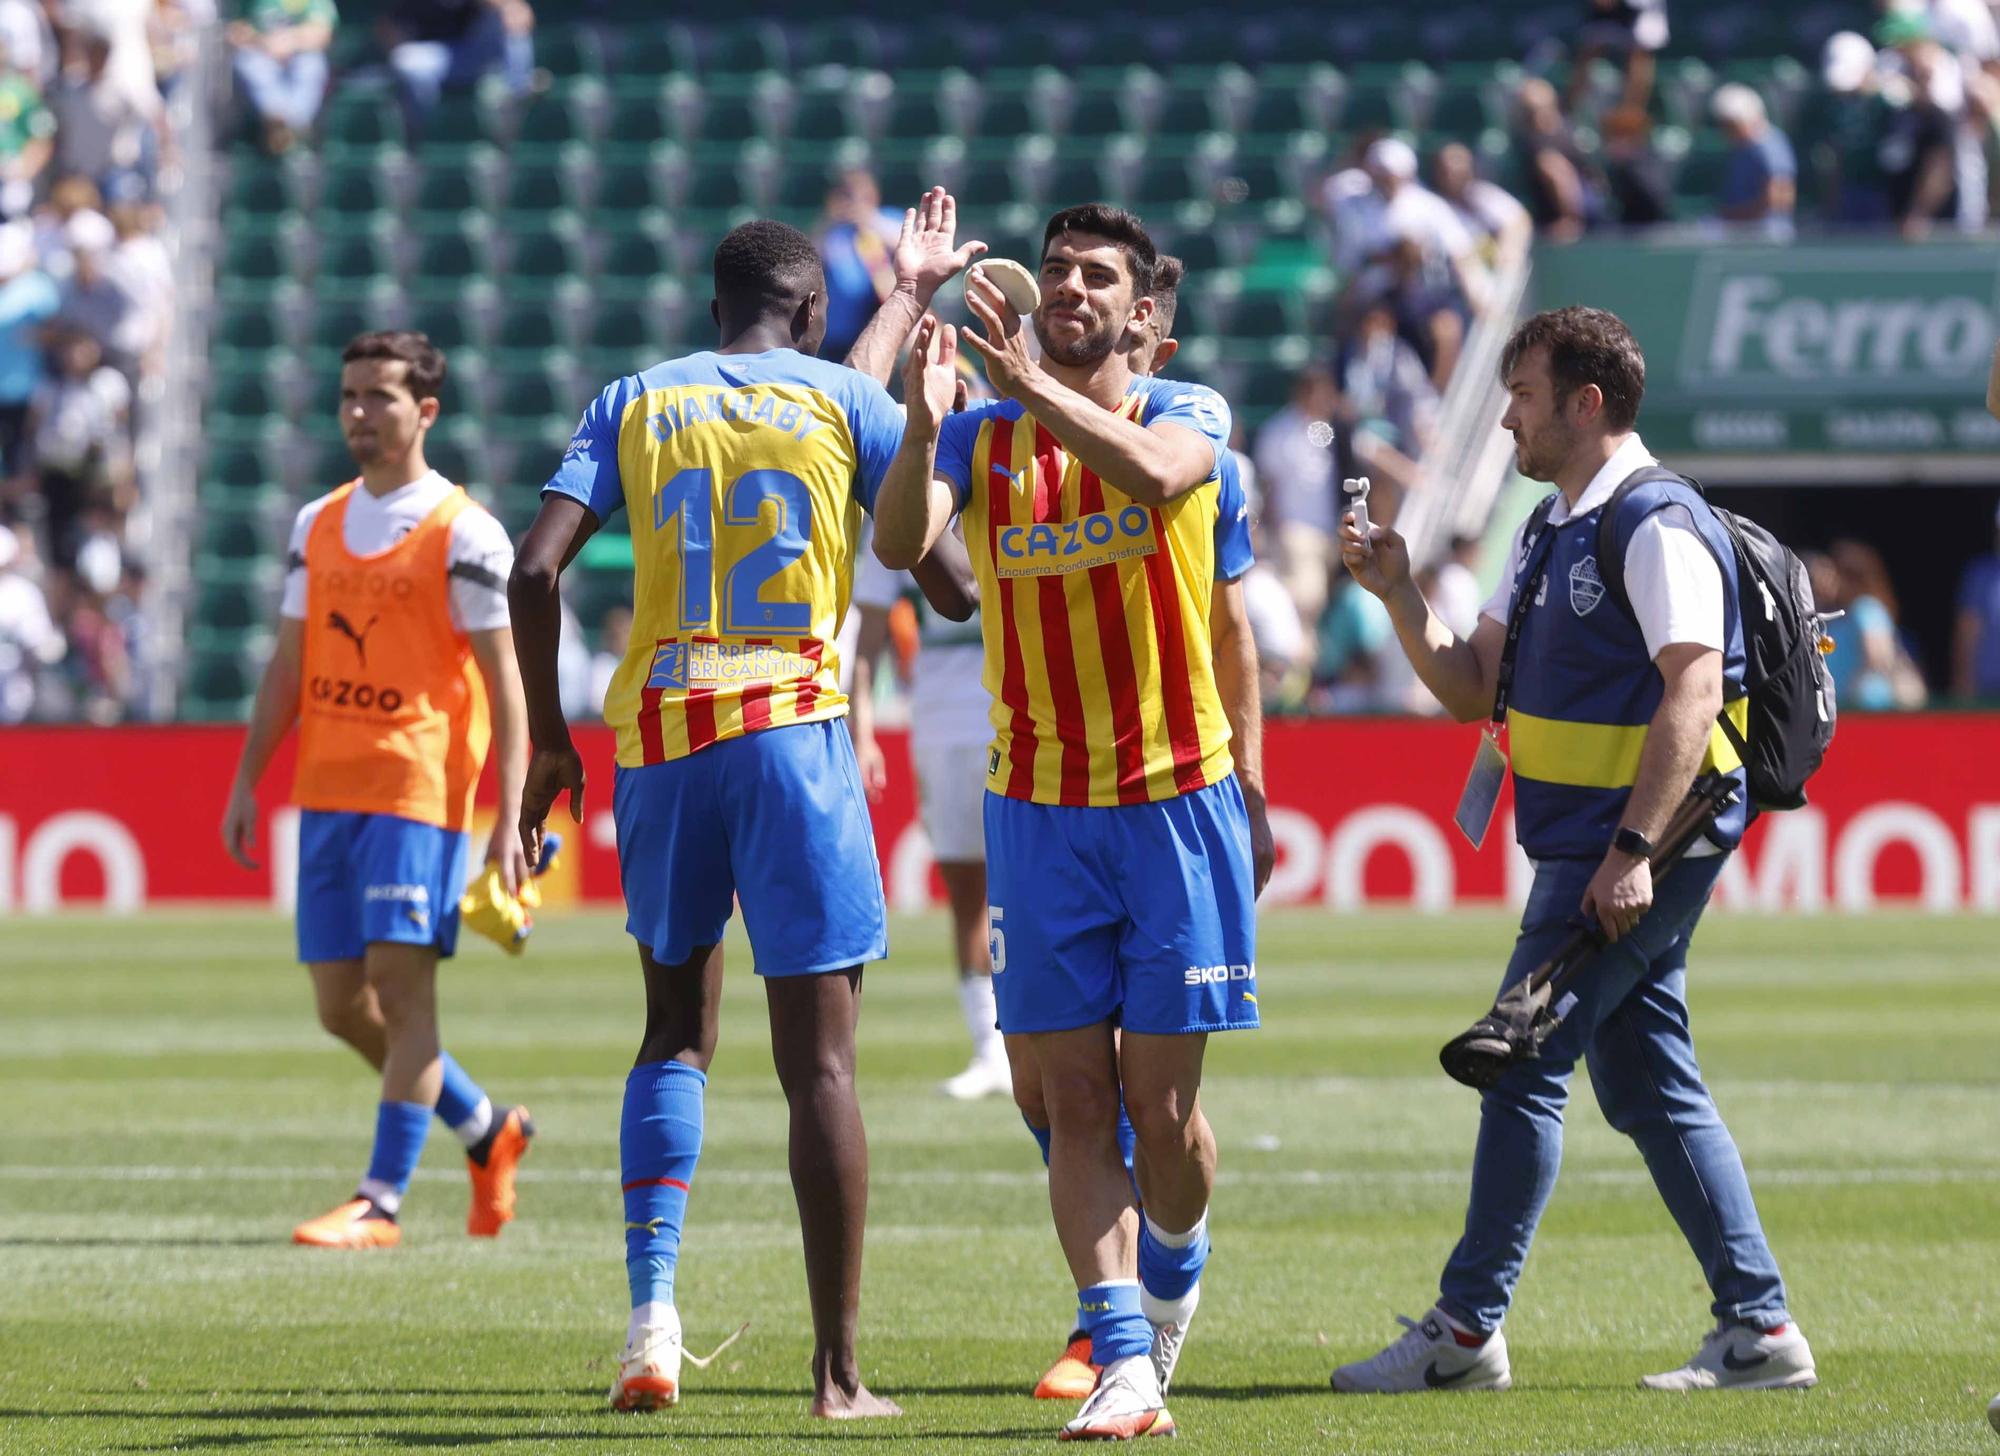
[652,466,814,635]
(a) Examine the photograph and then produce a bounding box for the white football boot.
[1059,1353,1175,1440]
[609,1306,683,1411]
[939,1046,1013,1100]
[1142,1282,1198,1395]
[1330,1307,1512,1393]
[1640,1321,1816,1391]
[1986,1391,2000,1433]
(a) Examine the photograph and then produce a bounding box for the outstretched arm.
[844,186,987,385]
[875,315,966,570]
[507,495,598,862]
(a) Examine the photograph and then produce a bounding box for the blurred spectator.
[1253,365,1341,648]
[1600,104,1675,226]
[49,23,164,201]
[0,54,54,219]
[1312,575,1394,712]
[590,603,630,714]
[1875,12,1992,235]
[0,219,56,473]
[1812,30,1899,225]
[1512,77,1596,242]
[1429,533,1485,639]
[1952,503,2000,700]
[1430,142,1532,268]
[227,0,336,154]
[31,173,102,277]
[59,500,131,721]
[54,207,145,376]
[1326,137,1491,337]
[26,325,132,568]
[816,167,903,363]
[1333,298,1438,509]
[0,520,63,719]
[1384,231,1466,390]
[1812,541,1926,708]
[1225,449,1307,707]
[0,0,54,88]
[1711,83,1797,239]
[1571,0,1669,113]
[105,196,169,374]
[381,0,535,136]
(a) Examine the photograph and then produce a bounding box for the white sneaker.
[609,1306,683,1411]
[1059,1353,1175,1440]
[1640,1321,1816,1391]
[1987,1391,2000,1433]
[939,1048,1012,1100]
[1330,1307,1511,1393]
[1142,1282,1197,1395]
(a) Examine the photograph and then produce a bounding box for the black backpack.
[1595,467,1836,812]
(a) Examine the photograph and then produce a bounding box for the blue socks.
[433,1050,496,1148]
[622,1059,705,1309]
[1138,1210,1209,1308]
[356,1100,431,1215]
[1024,1114,1053,1165]
[1024,1099,1135,1198]
[1079,1280,1152,1365]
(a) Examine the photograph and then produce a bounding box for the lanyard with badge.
[1455,511,1560,849]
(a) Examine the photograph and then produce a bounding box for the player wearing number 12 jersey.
[508,220,904,1421]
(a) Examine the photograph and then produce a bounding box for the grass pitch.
[3,909,1997,1454]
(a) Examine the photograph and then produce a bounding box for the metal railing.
[1397,244,1534,570]
[143,22,223,721]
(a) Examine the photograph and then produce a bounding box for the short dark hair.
[1499,306,1646,431]
[1041,203,1158,300]
[1149,252,1185,337]
[342,330,446,402]
[713,218,824,317]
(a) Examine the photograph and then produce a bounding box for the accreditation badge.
[1454,726,1508,850]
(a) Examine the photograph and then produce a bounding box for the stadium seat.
[228,162,296,216]
[607,23,695,78]
[707,21,788,74]
[407,300,482,354]
[536,24,604,77]
[322,90,404,156]
[412,222,494,282]
[797,18,883,70]
[315,232,394,286]
[210,366,283,421]
[505,160,584,217]
[514,88,597,150]
[494,298,568,356]
[598,228,675,285]
[222,230,293,282]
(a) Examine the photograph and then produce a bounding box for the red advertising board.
[1,715,1996,913]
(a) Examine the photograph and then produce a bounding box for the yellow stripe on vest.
[1508,698,1750,789]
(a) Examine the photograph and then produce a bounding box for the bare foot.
[809,1384,903,1419]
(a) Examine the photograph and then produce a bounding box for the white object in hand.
[976,258,1040,314]
[1343,476,1372,540]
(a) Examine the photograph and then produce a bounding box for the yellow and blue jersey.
[544,349,904,768]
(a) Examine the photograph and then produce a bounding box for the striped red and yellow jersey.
[933,378,1252,807]
[544,349,904,768]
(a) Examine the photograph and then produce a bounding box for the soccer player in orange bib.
[874,206,1274,1442]
[221,331,535,1250]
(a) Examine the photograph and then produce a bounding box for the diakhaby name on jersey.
[995,505,1159,579]
[643,387,827,447]
[646,637,820,691]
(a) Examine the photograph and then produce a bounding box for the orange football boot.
[466,1105,534,1237]
[293,1198,401,1249]
[1035,1330,1102,1400]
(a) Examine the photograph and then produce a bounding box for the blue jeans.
[232,46,330,132]
[388,9,532,132]
[1437,853,1790,1334]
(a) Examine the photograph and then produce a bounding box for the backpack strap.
[1592,466,1720,624]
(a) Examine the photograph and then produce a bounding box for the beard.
[1513,419,1574,483]
[1033,309,1122,369]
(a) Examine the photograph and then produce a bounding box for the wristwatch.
[1612,826,1656,860]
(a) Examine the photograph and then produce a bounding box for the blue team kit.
[295,809,470,963]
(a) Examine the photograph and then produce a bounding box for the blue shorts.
[296,810,469,963]
[983,776,1259,1036]
[613,719,888,974]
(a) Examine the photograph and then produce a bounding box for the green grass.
[3,910,1998,1454]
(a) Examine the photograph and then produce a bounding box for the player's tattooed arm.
[844,186,987,385]
[507,495,597,862]
[876,315,963,570]
[1210,579,1274,897]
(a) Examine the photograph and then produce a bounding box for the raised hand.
[958,266,1039,401]
[895,186,987,306]
[901,313,960,434]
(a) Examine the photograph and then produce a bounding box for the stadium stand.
[184,1,1899,720]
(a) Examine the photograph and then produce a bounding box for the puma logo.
[990,462,1031,493]
[328,610,379,667]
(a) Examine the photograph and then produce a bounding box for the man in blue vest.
[1329,306,1814,1394]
